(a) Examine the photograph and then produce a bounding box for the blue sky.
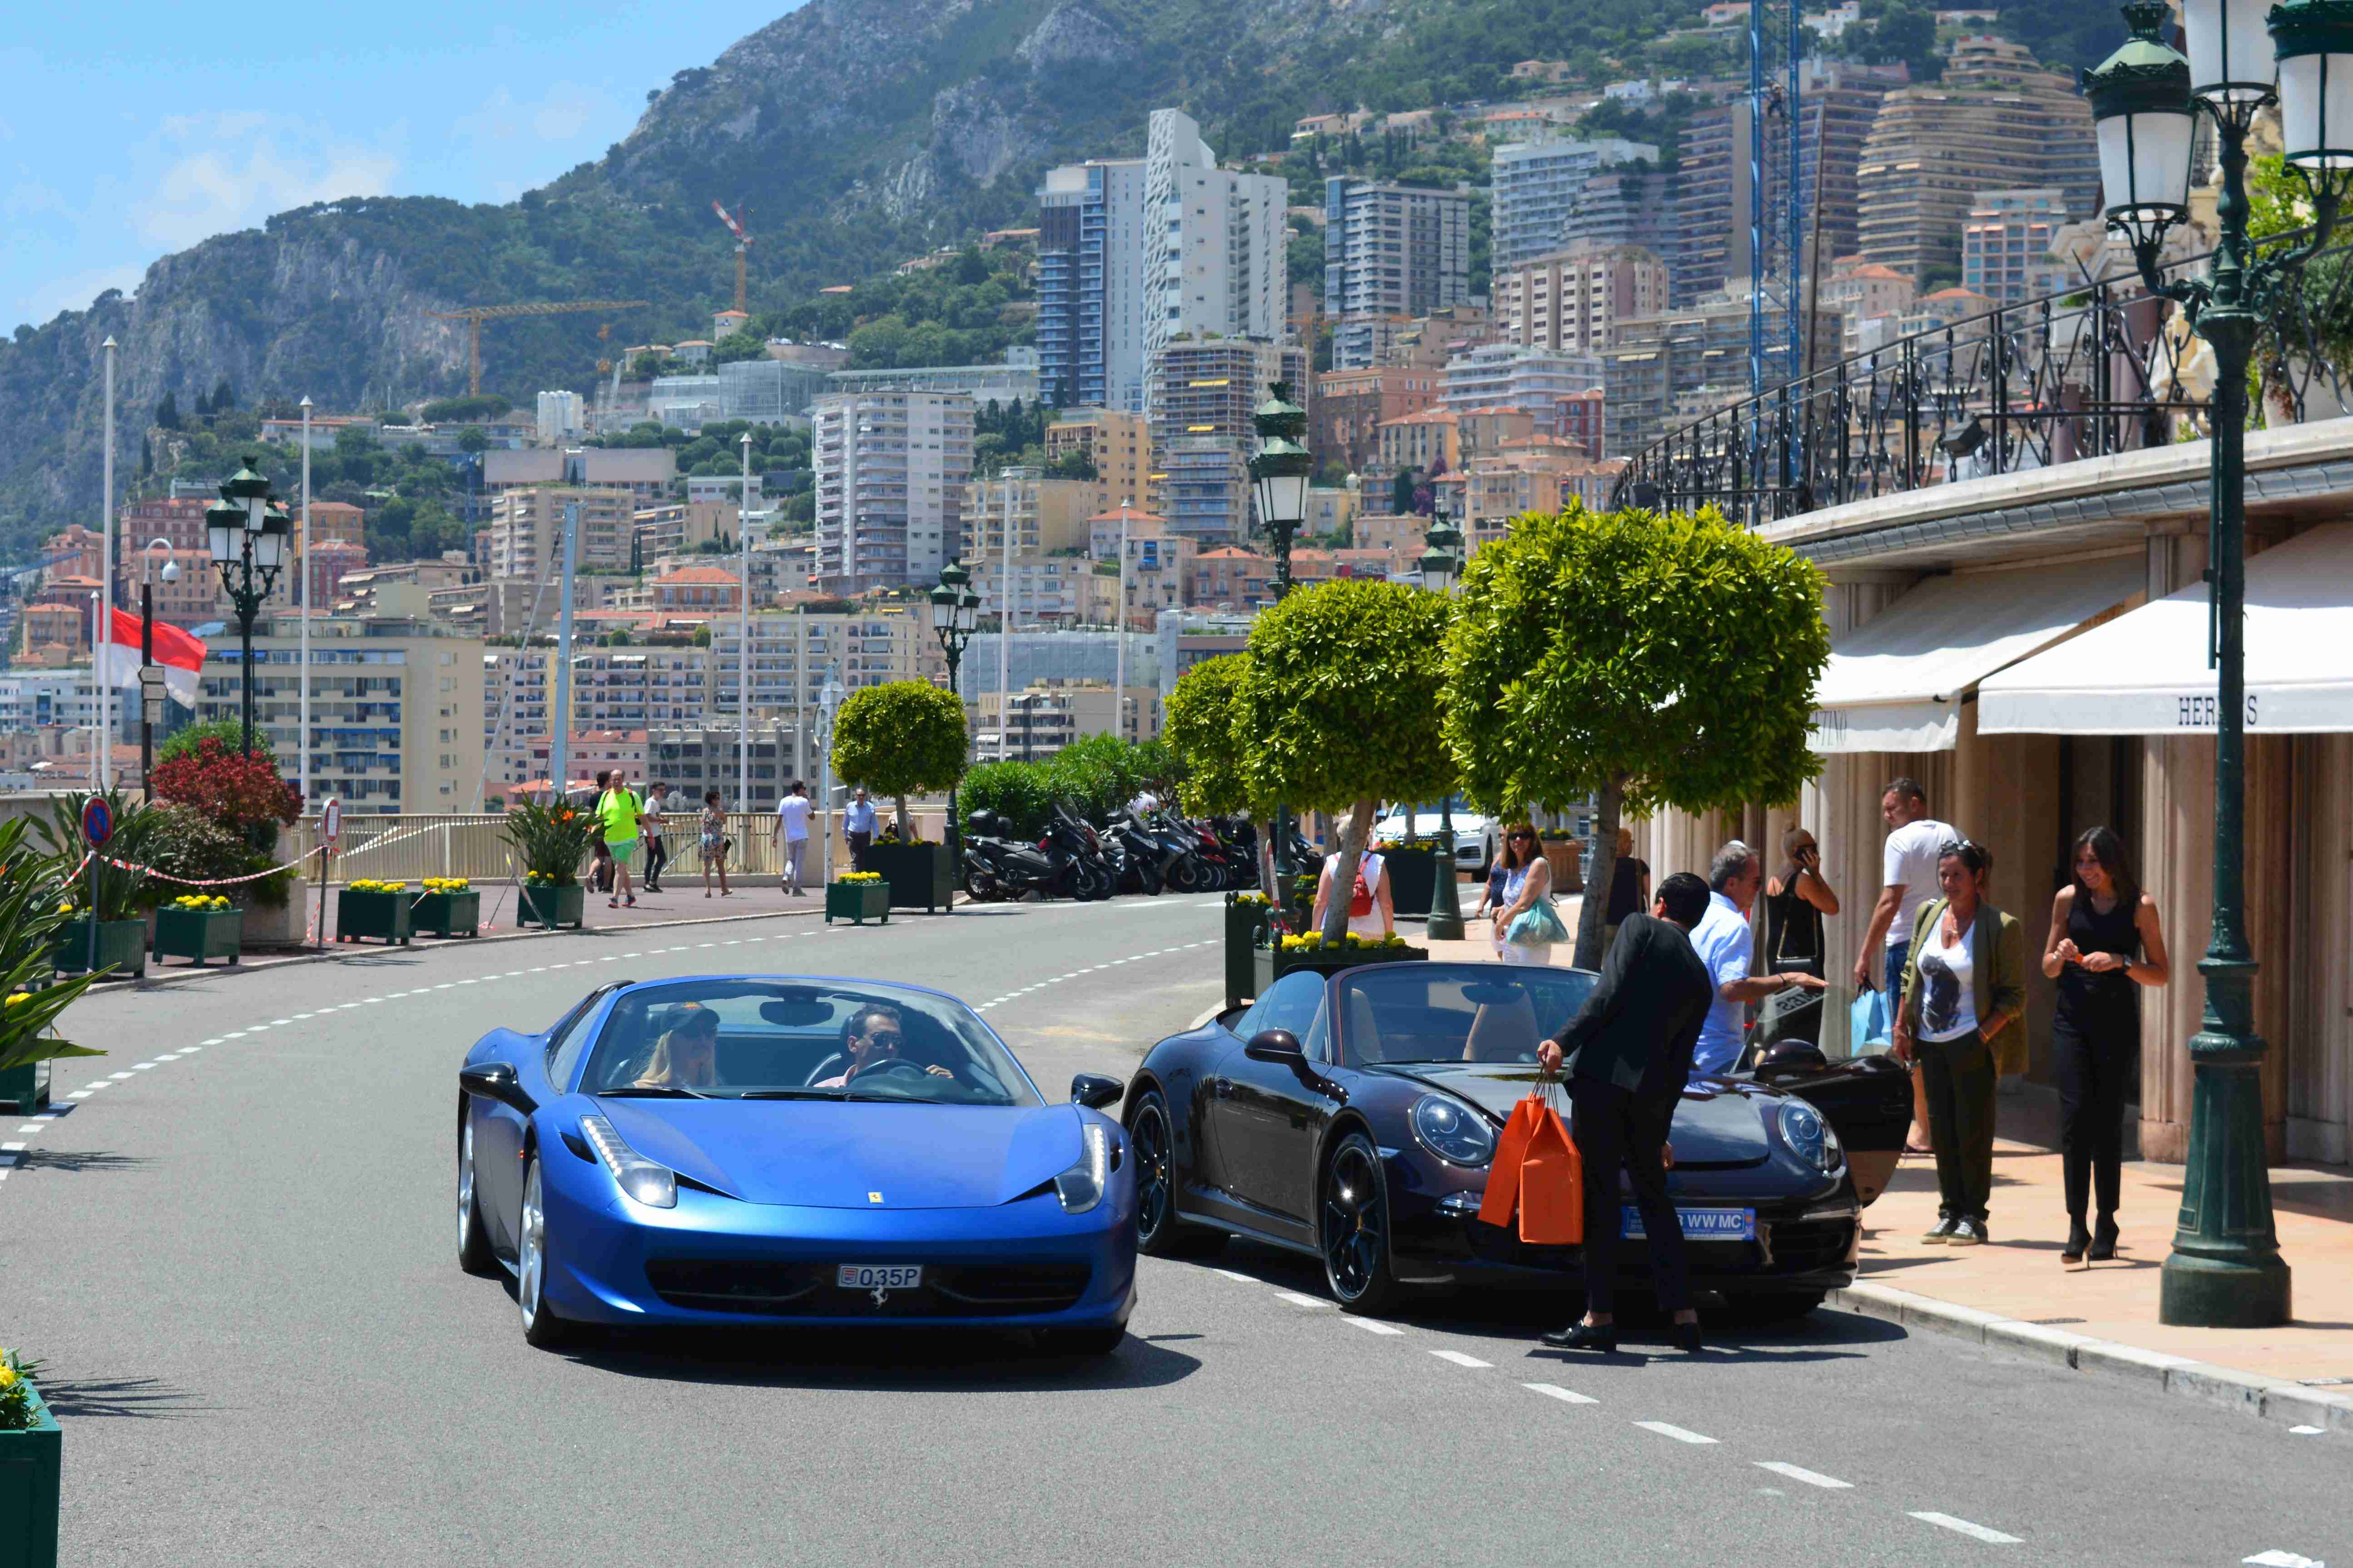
[4,2,800,333]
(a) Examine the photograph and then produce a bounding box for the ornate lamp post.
[931,558,980,882]
[1249,382,1315,901]
[2086,0,2353,1327]
[205,460,291,757]
[139,536,179,788]
[1416,510,1467,941]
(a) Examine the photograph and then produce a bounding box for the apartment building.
[1045,408,1152,511]
[1962,189,2072,303]
[1149,337,1308,543]
[1440,345,1605,436]
[1560,165,1677,257]
[1323,178,1473,370]
[1087,509,1194,628]
[709,609,922,722]
[811,391,974,591]
[1490,137,1659,273]
[1493,243,1671,357]
[646,729,802,813]
[1376,409,1461,479]
[1140,109,1290,420]
[1036,156,1150,412]
[488,487,633,581]
[964,470,1102,623]
[1189,547,1277,608]
[1313,367,1443,474]
[1821,258,1921,358]
[554,646,712,735]
[976,683,1162,758]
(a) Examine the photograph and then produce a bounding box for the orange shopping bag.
[1516,1083,1585,1245]
[1476,1093,1546,1230]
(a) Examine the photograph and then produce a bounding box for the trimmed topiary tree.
[1443,504,1830,969]
[831,680,970,837]
[1235,579,1455,943]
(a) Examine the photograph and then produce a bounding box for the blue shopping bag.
[1849,988,1891,1054]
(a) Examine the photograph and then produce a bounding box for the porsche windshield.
[580,980,1041,1107]
[1337,966,1599,1066]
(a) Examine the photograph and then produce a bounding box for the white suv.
[1370,799,1496,876]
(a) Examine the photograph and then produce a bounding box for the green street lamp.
[206,460,291,757]
[931,559,981,885]
[1416,510,1467,941]
[1250,383,1316,906]
[2087,0,2353,1327]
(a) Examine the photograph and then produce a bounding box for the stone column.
[2141,529,2209,1163]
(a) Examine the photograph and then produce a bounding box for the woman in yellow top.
[597,771,642,910]
[1891,838,2025,1249]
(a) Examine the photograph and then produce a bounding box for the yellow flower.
[0,1365,16,1390]
[57,901,72,915]
[5,994,27,1009]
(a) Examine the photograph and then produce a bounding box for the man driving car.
[812,1004,954,1088]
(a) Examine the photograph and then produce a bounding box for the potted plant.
[0,819,107,1115]
[39,789,153,980]
[336,879,413,945]
[1379,838,1443,915]
[414,877,481,938]
[0,1348,60,1568]
[1253,930,1431,994]
[833,681,968,913]
[824,870,891,926]
[506,801,594,929]
[146,730,302,946]
[1225,890,1272,1009]
[152,894,242,967]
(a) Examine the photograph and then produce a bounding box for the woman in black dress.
[2040,827,2171,1265]
[1759,826,1840,1048]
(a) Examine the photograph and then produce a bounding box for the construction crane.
[427,299,651,397]
[712,200,752,317]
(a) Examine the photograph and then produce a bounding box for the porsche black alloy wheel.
[1321,1132,1400,1314]
[1129,1093,1224,1259]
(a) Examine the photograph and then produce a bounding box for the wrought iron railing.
[1610,229,2353,526]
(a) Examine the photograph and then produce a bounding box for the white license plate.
[836,1263,923,1293]
[1621,1206,1756,1241]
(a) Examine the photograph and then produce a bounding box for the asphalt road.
[3,895,2344,1567]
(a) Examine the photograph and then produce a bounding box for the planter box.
[414,890,481,939]
[864,842,952,913]
[237,895,302,947]
[153,906,243,967]
[1542,839,1585,895]
[1253,941,1430,995]
[518,883,585,931]
[0,1059,48,1116]
[825,881,891,925]
[336,889,413,946]
[0,1376,61,1568]
[50,919,145,979]
[1380,847,1441,918]
[1225,896,1271,1009]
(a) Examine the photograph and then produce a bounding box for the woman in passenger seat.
[634,1005,720,1089]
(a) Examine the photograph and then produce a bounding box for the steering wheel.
[802,1052,847,1087]
[849,1058,938,1086]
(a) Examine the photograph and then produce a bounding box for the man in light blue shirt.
[1689,841,1829,1079]
[842,786,878,873]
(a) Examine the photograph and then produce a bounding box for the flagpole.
[99,336,116,791]
[298,397,313,805]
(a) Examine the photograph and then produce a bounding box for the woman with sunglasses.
[1490,823,1562,965]
[634,1005,720,1090]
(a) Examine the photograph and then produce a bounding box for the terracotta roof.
[1195,547,1272,561]
[651,566,743,585]
[1378,409,1460,427]
[1086,509,1167,525]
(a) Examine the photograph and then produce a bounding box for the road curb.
[1826,1281,2353,1433]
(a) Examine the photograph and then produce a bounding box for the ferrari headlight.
[1775,1099,1843,1174]
[579,1113,678,1209]
[1411,1094,1497,1167]
[1055,1121,1111,1214]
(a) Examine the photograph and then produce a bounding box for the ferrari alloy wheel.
[1320,1132,1400,1315]
[456,1108,497,1277]
[1129,1093,1224,1259]
[517,1156,577,1349]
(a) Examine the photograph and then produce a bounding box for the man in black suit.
[1535,871,1716,1354]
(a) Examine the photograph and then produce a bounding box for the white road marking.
[200,1039,223,1045]
[16,1125,42,1134]
[1274,1291,1329,1309]
[1523,1382,1599,1405]
[2288,1425,2325,1436]
[1343,1319,1405,1336]
[130,1063,155,1070]
[108,1073,134,1080]
[1,1142,25,1152]
[65,1092,90,1100]
[181,1046,201,1053]
[1910,1513,2021,1544]
[1755,1462,1852,1490]
[1210,1269,1257,1283]
[1635,1422,1719,1445]
[270,1018,292,1026]
[2244,1553,2325,1568]
[1429,1350,1492,1369]
[153,1053,180,1061]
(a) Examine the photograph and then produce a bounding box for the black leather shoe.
[2062,1218,2090,1265]
[2088,1217,2120,1262]
[1673,1320,1704,1354]
[1541,1322,1618,1353]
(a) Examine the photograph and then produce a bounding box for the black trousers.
[2056,1012,2135,1221]
[847,831,872,874]
[1568,1076,1689,1317]
[1917,1029,1996,1223]
[643,835,669,888]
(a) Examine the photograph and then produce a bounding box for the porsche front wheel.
[517,1155,579,1350]
[1129,1093,1224,1259]
[1320,1132,1401,1315]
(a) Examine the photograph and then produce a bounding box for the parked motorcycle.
[961,811,1062,902]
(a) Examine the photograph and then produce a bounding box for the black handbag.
[1753,891,1825,1049]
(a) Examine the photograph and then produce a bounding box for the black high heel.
[2061,1218,2090,1266]
[2088,1216,2119,1262]
[1674,1319,1704,1354]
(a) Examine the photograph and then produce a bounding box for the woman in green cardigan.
[1892,838,2026,1247]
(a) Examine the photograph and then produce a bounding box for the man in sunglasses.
[812,1004,953,1088]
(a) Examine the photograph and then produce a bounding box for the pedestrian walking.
[597,769,641,909]
[1471,841,1511,924]
[585,770,614,895]
[2042,827,2170,1265]
[1690,841,1828,1079]
[641,782,671,893]
[1892,839,2025,1247]
[1312,840,1394,940]
[699,788,733,898]
[1536,871,1718,1354]
[1851,777,1956,1152]
[774,781,812,896]
[843,786,877,874]
[1757,826,1841,1050]
[1488,823,1561,965]
[1600,826,1650,953]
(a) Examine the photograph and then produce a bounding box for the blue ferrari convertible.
[456,975,1138,1353]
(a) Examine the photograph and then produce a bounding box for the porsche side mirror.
[1245,1029,1304,1064]
[460,1062,536,1114]
[1070,1073,1123,1110]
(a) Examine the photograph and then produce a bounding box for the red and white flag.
[94,608,206,709]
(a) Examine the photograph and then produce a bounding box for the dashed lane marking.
[1343,1319,1404,1336]
[1429,1350,1492,1369]
[1210,1269,1256,1283]
[1523,1382,1599,1405]
[1635,1422,1719,1445]
[1274,1291,1329,1309]
[1910,1513,2021,1545]
[1755,1462,1852,1490]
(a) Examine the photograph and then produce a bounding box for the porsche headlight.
[1775,1099,1843,1174]
[1055,1121,1112,1214]
[579,1113,678,1209]
[1412,1094,1497,1167]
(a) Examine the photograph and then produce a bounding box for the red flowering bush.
[149,737,301,850]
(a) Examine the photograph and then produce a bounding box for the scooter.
[961,811,1061,901]
[1106,814,1167,895]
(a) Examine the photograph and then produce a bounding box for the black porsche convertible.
[1121,961,1912,1318]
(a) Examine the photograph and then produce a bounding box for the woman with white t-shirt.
[1311,845,1394,940]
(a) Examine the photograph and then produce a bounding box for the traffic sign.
[80,795,113,848]
[321,797,343,846]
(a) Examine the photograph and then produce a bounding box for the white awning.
[1980,524,2353,736]
[1808,554,2145,753]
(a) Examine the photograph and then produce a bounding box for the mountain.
[0,0,2093,559]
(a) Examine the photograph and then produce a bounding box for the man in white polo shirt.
[773,781,813,896]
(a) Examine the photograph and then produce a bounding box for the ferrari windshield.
[579,979,1042,1107]
[1336,965,1599,1066]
